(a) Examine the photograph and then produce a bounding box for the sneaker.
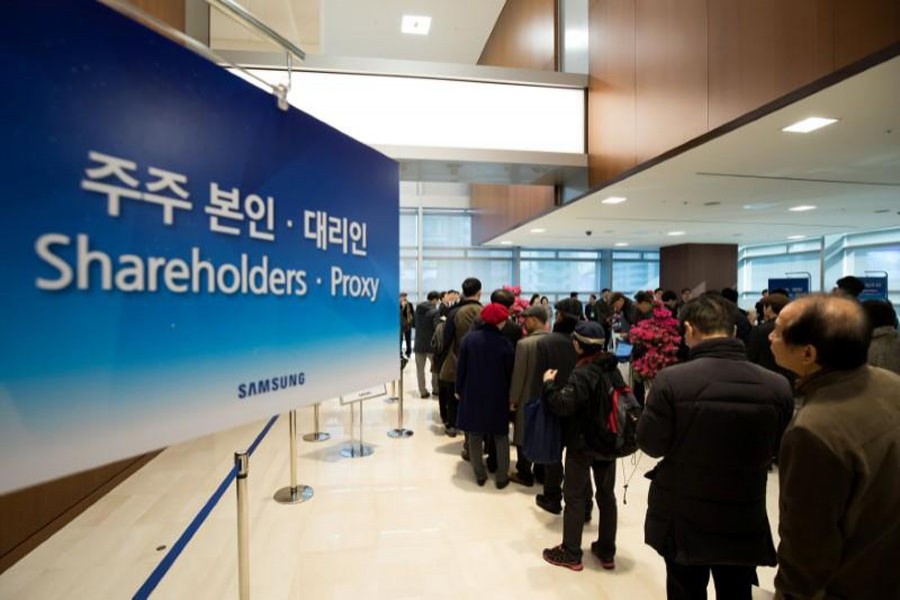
[420,391,431,399]
[535,494,562,515]
[542,545,583,572]
[590,542,615,570]
[508,473,534,487]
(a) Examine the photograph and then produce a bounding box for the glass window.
[422,213,471,247]
[520,260,597,293]
[558,251,599,259]
[467,249,514,258]
[421,259,512,294]
[423,249,466,258]
[612,261,659,296]
[738,252,821,298]
[612,251,640,260]
[400,258,417,301]
[400,212,417,247]
[521,250,556,258]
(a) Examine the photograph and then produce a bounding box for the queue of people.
[398,281,900,599]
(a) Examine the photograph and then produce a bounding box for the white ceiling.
[486,53,900,249]
[211,0,506,64]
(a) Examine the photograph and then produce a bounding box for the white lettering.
[35,234,73,291]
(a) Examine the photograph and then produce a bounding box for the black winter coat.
[637,337,794,566]
[414,301,438,352]
[533,322,578,396]
[542,353,625,458]
[455,323,515,434]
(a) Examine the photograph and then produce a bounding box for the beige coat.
[775,366,900,600]
[509,328,548,445]
[438,300,482,383]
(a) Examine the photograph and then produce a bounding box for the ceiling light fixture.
[667,231,686,236]
[530,228,546,233]
[601,196,627,204]
[787,235,806,240]
[401,15,431,35]
[614,242,629,247]
[782,117,839,133]
[499,240,513,245]
[789,205,817,212]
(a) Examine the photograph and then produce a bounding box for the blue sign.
[768,278,810,299]
[0,1,398,493]
[858,276,889,301]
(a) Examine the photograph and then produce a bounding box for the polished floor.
[0,362,778,599]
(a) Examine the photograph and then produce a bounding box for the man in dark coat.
[533,297,582,514]
[637,293,794,600]
[438,278,483,437]
[770,294,900,600]
[747,293,794,386]
[456,303,515,488]
[413,290,441,398]
[541,321,626,572]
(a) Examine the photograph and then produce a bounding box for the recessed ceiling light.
[614,242,629,247]
[787,235,806,240]
[789,205,817,212]
[782,117,839,133]
[530,228,546,233]
[601,196,627,205]
[668,231,686,236]
[499,240,513,245]
[401,15,431,35]
[742,202,778,211]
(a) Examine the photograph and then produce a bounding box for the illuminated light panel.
[789,205,817,212]
[601,196,627,205]
[782,117,838,133]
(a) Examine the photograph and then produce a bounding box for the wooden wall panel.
[634,0,708,165]
[772,0,834,97]
[834,0,900,68]
[708,0,777,130]
[478,0,558,70]
[587,0,636,186]
[471,184,555,245]
[660,244,738,294]
[123,0,186,32]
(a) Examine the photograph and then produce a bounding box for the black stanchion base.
[387,428,414,438]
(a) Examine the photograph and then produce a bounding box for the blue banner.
[767,278,810,299]
[858,276,889,301]
[0,1,398,493]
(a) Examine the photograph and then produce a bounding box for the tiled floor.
[0,362,779,599]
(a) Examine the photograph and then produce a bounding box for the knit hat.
[572,320,605,346]
[481,302,509,325]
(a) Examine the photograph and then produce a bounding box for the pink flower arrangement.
[502,285,532,328]
[629,301,682,380]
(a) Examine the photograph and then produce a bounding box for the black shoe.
[508,473,534,487]
[421,391,431,399]
[542,545,583,571]
[590,542,615,570]
[535,494,562,515]
[496,479,509,490]
[445,426,458,438]
[476,476,487,487]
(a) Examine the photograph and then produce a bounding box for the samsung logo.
[238,372,306,399]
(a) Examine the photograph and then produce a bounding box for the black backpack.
[586,370,641,459]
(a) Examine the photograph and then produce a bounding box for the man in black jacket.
[637,293,793,600]
[533,298,581,514]
[413,290,441,398]
[541,320,625,572]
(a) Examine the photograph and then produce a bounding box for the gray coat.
[509,329,548,445]
[868,325,900,374]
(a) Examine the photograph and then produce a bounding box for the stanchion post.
[235,451,250,600]
[388,363,414,439]
[302,404,331,442]
[274,410,314,504]
[341,399,374,458]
